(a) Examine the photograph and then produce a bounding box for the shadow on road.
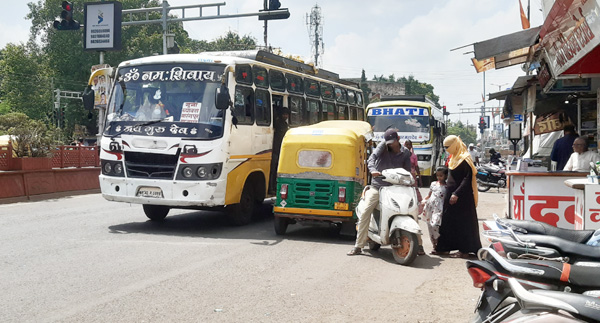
[108,201,356,246]
[364,248,443,269]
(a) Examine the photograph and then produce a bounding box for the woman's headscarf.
[443,135,478,206]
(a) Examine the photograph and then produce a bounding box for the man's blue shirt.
[551,134,577,170]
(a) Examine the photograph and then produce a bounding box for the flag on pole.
[519,0,530,29]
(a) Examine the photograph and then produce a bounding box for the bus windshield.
[105,63,225,139]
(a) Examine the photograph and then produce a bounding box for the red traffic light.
[62,1,72,11]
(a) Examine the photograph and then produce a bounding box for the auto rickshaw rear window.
[298,150,332,168]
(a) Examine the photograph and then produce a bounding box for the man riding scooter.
[347,128,422,256]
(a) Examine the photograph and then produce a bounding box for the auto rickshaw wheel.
[368,241,381,251]
[143,204,169,221]
[226,183,254,226]
[391,230,418,265]
[274,216,289,235]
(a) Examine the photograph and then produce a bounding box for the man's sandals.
[347,247,362,256]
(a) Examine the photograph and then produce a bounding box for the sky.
[0,0,545,127]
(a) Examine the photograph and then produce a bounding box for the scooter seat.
[530,289,600,321]
[504,219,594,244]
[519,234,600,260]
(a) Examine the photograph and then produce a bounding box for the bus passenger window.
[234,86,254,125]
[349,107,358,120]
[357,108,365,120]
[356,93,364,106]
[255,90,271,126]
[253,66,269,88]
[288,96,305,126]
[321,83,334,100]
[323,102,335,120]
[270,70,286,92]
[236,65,253,85]
[307,100,321,124]
[335,88,347,103]
[348,91,356,105]
[337,105,348,120]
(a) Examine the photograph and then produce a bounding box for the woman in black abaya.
[432,135,481,258]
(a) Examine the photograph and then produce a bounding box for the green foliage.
[360,69,371,105]
[446,120,477,146]
[0,112,60,157]
[370,73,440,107]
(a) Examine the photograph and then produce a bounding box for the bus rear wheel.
[143,204,169,221]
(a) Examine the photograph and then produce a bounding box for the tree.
[369,72,440,107]
[360,69,371,105]
[446,120,477,146]
[0,112,59,157]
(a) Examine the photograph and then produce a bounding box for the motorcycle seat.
[496,258,600,289]
[504,219,594,244]
[530,289,600,321]
[520,234,600,260]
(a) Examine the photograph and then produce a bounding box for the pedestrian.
[563,137,600,172]
[420,166,448,251]
[468,143,480,166]
[404,139,423,212]
[347,128,414,256]
[550,124,578,171]
[269,107,290,195]
[432,135,481,258]
[489,148,502,165]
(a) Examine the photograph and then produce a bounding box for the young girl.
[421,166,448,251]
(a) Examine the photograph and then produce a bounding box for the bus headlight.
[114,163,123,175]
[197,166,207,178]
[182,166,193,178]
[103,162,112,174]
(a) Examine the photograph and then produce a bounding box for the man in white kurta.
[563,137,600,172]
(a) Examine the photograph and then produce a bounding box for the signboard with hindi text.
[84,2,122,51]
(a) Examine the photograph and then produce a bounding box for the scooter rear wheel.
[368,241,381,251]
[391,230,418,266]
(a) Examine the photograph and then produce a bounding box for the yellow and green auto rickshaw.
[273,120,373,235]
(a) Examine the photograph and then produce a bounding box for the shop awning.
[471,26,541,72]
[488,75,537,101]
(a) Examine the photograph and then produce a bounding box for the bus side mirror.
[215,84,231,110]
[83,85,95,110]
[429,118,435,126]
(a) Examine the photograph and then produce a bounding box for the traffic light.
[259,0,290,20]
[478,116,486,133]
[443,105,449,116]
[53,1,80,30]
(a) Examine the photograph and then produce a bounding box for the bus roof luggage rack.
[381,95,439,108]
[201,50,345,83]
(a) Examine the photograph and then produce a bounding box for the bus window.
[305,79,320,97]
[255,89,271,126]
[357,108,365,120]
[288,96,305,126]
[321,83,334,100]
[348,91,356,105]
[307,100,321,124]
[287,74,304,94]
[270,70,286,92]
[323,101,335,120]
[335,87,347,103]
[356,92,364,106]
[253,66,269,88]
[349,107,358,120]
[337,105,348,120]
[233,86,254,125]
[236,65,253,85]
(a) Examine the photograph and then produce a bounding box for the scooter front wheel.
[391,230,418,266]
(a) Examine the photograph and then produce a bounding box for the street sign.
[513,114,523,122]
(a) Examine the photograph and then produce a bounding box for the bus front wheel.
[226,183,254,226]
[143,204,169,221]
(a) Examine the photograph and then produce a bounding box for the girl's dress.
[423,181,446,246]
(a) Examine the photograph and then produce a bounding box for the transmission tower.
[306,4,324,67]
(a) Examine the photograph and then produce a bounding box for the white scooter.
[358,168,422,266]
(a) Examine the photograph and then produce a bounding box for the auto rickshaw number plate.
[334,202,349,210]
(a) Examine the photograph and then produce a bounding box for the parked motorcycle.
[499,278,600,322]
[358,168,422,266]
[467,248,600,322]
[476,163,507,192]
[483,214,600,263]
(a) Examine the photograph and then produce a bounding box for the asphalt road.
[0,188,506,322]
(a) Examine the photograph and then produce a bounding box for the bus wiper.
[109,118,168,140]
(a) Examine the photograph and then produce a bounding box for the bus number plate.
[137,186,164,198]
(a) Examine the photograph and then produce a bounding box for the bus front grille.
[124,152,178,179]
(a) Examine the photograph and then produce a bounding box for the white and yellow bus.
[365,96,446,185]
[97,50,365,224]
